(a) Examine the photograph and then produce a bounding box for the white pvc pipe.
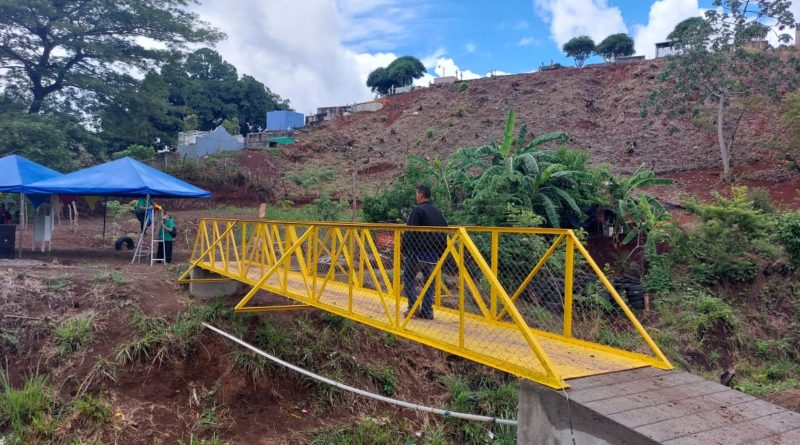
[202,322,518,426]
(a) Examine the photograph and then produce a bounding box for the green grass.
[116,303,220,366]
[365,364,397,396]
[0,371,53,441]
[73,392,111,424]
[438,373,517,445]
[93,270,128,286]
[210,204,256,216]
[307,416,411,445]
[53,315,95,355]
[46,273,72,293]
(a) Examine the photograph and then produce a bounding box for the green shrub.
[776,210,800,267]
[111,144,155,161]
[425,128,436,139]
[53,315,95,355]
[365,364,397,396]
[679,187,777,284]
[73,393,111,424]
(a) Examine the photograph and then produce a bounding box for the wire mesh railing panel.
[184,219,671,387]
[566,250,655,357]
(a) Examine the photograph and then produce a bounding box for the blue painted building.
[266,110,304,131]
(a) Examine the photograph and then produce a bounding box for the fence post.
[563,234,575,338]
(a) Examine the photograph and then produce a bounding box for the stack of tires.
[610,275,645,309]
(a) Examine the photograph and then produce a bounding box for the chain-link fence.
[183,219,671,388]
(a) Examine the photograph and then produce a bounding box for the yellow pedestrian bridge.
[179,219,671,389]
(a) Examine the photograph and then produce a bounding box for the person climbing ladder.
[156,212,177,264]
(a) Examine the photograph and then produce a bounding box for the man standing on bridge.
[402,184,448,320]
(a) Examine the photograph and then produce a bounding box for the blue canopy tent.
[0,155,63,258]
[26,156,211,198]
[26,157,210,263]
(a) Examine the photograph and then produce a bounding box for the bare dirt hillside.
[269,61,785,200]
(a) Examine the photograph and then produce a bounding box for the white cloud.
[633,0,704,59]
[466,43,476,53]
[433,57,481,79]
[518,37,539,47]
[191,0,419,114]
[533,0,627,47]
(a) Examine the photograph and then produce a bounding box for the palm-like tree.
[452,110,580,227]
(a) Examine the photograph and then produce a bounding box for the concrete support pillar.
[188,268,239,300]
[516,380,658,445]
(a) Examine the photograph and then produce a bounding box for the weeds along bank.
[0,262,521,444]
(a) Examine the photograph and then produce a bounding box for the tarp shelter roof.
[268,137,295,145]
[26,157,211,198]
[0,154,62,193]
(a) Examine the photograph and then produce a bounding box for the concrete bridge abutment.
[188,268,239,300]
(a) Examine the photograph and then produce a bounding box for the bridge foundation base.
[189,268,239,300]
[517,379,658,445]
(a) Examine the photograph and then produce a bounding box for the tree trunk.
[717,94,732,183]
[28,96,45,114]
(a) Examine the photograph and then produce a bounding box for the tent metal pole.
[18,193,23,259]
[102,196,108,245]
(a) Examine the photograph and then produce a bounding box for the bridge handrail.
[179,218,672,388]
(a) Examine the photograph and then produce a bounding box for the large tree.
[562,36,596,67]
[100,71,183,151]
[596,33,635,62]
[647,1,798,181]
[0,0,223,114]
[366,56,426,96]
[159,48,289,134]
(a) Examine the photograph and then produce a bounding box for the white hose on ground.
[202,322,518,427]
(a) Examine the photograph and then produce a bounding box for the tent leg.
[102,196,108,245]
[18,193,23,259]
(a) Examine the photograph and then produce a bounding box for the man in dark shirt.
[402,184,448,320]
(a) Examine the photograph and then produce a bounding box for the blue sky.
[193,0,795,113]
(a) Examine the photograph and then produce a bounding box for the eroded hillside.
[271,61,784,200]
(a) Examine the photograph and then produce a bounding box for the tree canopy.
[366,56,426,96]
[647,1,798,182]
[562,36,596,67]
[596,33,635,62]
[0,0,224,114]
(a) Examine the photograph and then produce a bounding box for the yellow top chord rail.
[178,218,672,389]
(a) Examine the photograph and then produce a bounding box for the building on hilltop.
[177,126,244,159]
[266,110,305,132]
[655,41,679,58]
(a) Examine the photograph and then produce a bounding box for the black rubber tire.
[114,236,135,251]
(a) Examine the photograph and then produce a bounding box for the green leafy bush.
[680,187,777,283]
[776,210,800,267]
[111,144,155,161]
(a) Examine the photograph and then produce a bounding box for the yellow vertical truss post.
[563,234,575,338]
[571,232,672,368]
[241,221,248,278]
[457,228,562,386]
[177,221,238,284]
[393,229,402,328]
[490,231,499,319]
[311,226,318,301]
[348,228,355,313]
[234,227,314,311]
[458,235,465,348]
